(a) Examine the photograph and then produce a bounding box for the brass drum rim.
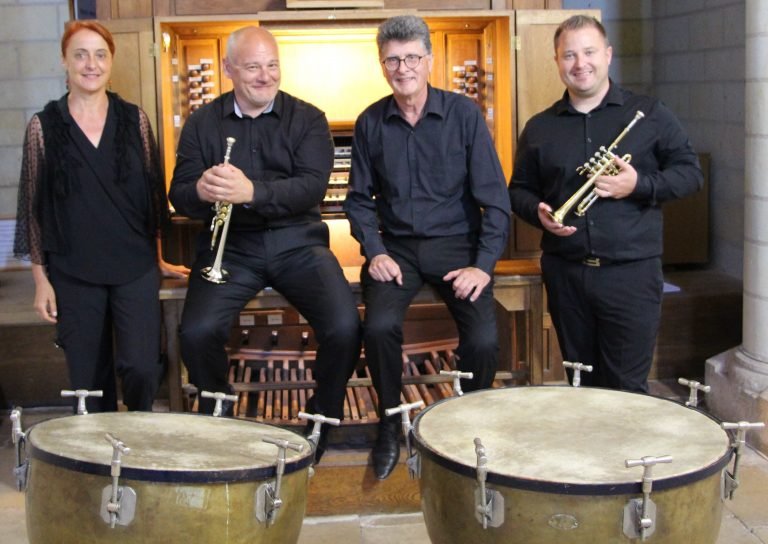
[411,386,732,495]
[27,412,313,483]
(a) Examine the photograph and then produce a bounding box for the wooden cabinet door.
[511,9,600,256]
[101,18,158,135]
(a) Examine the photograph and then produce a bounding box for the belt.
[582,256,612,267]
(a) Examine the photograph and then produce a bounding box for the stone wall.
[0,0,68,267]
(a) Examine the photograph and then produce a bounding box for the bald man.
[169,27,361,461]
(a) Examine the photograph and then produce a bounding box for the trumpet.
[201,137,236,284]
[548,111,645,225]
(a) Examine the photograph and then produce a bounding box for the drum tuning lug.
[298,411,340,463]
[720,420,766,499]
[100,433,136,528]
[563,361,593,387]
[201,390,238,417]
[10,409,29,491]
[256,436,305,525]
[473,438,504,528]
[386,401,424,478]
[61,389,104,415]
[439,370,473,396]
[677,377,710,408]
[623,454,673,540]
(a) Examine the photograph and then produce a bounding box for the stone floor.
[2,403,767,543]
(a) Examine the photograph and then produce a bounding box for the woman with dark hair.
[14,20,188,413]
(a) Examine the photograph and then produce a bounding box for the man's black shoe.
[372,420,400,480]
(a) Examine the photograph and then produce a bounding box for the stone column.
[706,0,768,455]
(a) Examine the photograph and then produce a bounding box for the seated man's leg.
[271,245,362,421]
[361,239,422,479]
[180,253,265,414]
[436,283,499,392]
[422,235,499,392]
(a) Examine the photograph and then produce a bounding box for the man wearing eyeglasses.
[169,26,362,462]
[344,15,511,480]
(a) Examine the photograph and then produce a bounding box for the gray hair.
[376,15,432,55]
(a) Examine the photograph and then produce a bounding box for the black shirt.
[169,91,333,233]
[509,81,703,261]
[344,86,510,275]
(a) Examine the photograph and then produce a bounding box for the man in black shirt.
[509,15,702,392]
[345,15,510,479]
[169,26,361,460]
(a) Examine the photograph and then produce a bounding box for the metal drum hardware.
[474,438,504,529]
[255,437,305,525]
[100,433,137,528]
[386,401,425,479]
[721,420,766,499]
[10,408,28,491]
[200,390,239,417]
[678,378,711,408]
[562,361,593,387]
[623,454,674,540]
[298,411,340,464]
[61,389,103,415]
[439,370,473,396]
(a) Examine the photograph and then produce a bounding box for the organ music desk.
[160,259,543,413]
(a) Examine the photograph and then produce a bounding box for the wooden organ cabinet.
[101,6,599,418]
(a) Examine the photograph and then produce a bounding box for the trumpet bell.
[201,265,229,284]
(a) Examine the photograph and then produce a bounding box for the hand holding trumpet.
[592,154,638,200]
[196,162,254,205]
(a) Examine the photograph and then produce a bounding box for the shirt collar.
[555,79,623,115]
[224,91,278,119]
[384,85,444,121]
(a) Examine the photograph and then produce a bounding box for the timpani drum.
[411,387,732,543]
[24,412,313,543]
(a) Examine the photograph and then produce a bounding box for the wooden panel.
[384,0,488,8]
[0,326,70,408]
[542,270,742,383]
[510,9,600,257]
[492,0,562,8]
[174,0,283,16]
[111,0,152,18]
[101,19,157,135]
[663,153,710,265]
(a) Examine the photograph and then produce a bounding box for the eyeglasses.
[381,54,427,71]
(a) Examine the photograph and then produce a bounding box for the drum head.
[412,387,731,494]
[27,412,312,483]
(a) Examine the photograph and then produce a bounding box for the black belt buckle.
[583,256,601,267]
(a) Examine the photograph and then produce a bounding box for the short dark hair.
[554,15,609,52]
[376,15,432,55]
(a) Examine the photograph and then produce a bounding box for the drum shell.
[23,413,311,544]
[419,455,723,544]
[412,387,731,544]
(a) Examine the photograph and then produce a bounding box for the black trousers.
[48,265,162,412]
[362,235,499,416]
[541,254,663,392]
[180,230,361,417]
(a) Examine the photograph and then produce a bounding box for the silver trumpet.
[201,137,236,284]
[548,110,645,225]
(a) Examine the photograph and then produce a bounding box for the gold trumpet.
[548,111,645,225]
[201,137,236,284]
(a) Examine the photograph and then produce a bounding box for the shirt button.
[587,138,592,143]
